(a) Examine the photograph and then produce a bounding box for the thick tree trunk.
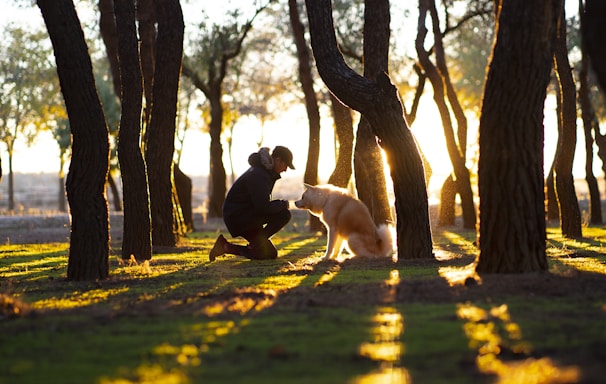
[579,0,602,225]
[553,5,582,238]
[114,0,152,262]
[305,0,433,260]
[38,0,110,281]
[545,166,560,221]
[137,0,156,133]
[352,0,392,227]
[476,0,561,274]
[289,0,322,231]
[145,0,184,247]
[327,93,353,188]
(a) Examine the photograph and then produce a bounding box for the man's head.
[271,146,295,173]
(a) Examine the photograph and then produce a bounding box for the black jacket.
[223,149,288,236]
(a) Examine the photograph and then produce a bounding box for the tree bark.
[174,164,194,232]
[289,0,323,232]
[145,0,184,247]
[99,0,121,96]
[476,0,561,274]
[327,93,353,188]
[583,0,606,94]
[305,0,433,260]
[38,0,110,281]
[353,0,393,227]
[114,0,152,261]
[553,4,582,238]
[136,0,156,132]
[579,0,602,225]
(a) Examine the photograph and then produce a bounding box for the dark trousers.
[226,209,291,260]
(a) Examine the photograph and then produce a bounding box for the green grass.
[1,226,606,383]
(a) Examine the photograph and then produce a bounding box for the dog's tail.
[376,224,396,257]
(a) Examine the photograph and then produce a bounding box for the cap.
[272,146,295,170]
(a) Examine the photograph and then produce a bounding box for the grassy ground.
[1,223,605,384]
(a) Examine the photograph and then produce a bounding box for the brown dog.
[294,184,394,260]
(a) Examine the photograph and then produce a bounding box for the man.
[209,146,295,261]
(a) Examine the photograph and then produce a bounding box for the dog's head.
[294,183,324,212]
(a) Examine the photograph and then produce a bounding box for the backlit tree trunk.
[416,0,476,230]
[476,0,561,274]
[353,0,392,227]
[114,0,152,261]
[145,0,184,247]
[583,0,606,93]
[327,93,353,188]
[305,0,433,260]
[579,0,602,225]
[553,4,582,238]
[38,0,110,281]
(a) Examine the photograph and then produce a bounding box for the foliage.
[1,225,605,383]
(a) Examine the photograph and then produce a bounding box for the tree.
[476,0,561,274]
[145,0,185,247]
[182,4,270,218]
[114,0,152,261]
[579,0,602,225]
[305,0,434,260]
[0,26,55,211]
[553,3,582,238]
[583,0,606,93]
[288,0,323,231]
[352,0,393,227]
[38,0,111,281]
[416,0,476,230]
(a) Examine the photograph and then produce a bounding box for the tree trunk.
[579,0,602,225]
[38,0,110,281]
[327,93,353,188]
[136,0,156,133]
[476,0,561,274]
[416,0,476,230]
[289,0,323,232]
[545,166,559,221]
[145,0,184,247]
[553,4,582,238]
[114,0,152,262]
[305,0,433,260]
[583,0,606,93]
[206,87,227,219]
[107,172,123,211]
[174,164,194,232]
[438,174,456,226]
[98,0,121,96]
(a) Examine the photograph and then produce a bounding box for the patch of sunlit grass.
[32,286,130,310]
[457,303,580,383]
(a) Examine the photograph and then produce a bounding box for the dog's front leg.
[323,228,338,260]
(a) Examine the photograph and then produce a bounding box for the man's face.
[273,157,288,174]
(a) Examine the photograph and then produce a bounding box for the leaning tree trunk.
[137,0,156,143]
[553,5,582,238]
[476,0,561,274]
[416,0,476,230]
[327,93,354,188]
[289,0,323,232]
[353,0,393,226]
[579,0,602,225]
[114,0,152,262]
[38,0,110,281]
[305,0,433,260]
[583,1,606,94]
[145,0,184,247]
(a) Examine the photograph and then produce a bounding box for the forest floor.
[1,211,605,383]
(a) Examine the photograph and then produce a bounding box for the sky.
[0,0,598,199]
